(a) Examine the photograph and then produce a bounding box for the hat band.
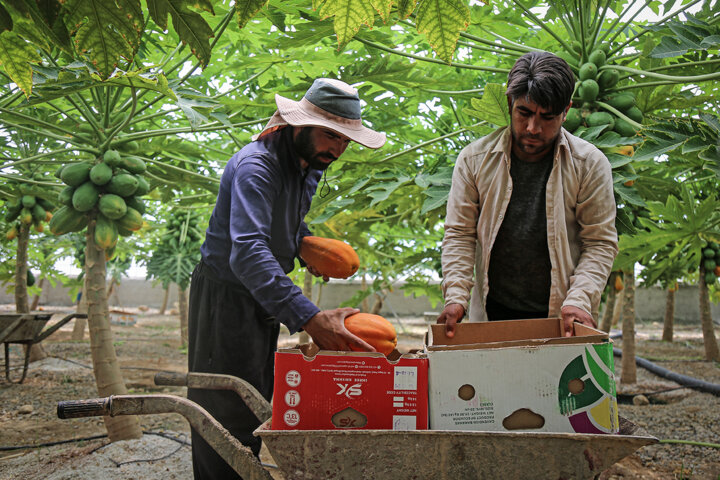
[298,98,366,132]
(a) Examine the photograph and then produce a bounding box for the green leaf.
[397,0,418,19]
[0,3,12,32]
[62,0,143,78]
[415,0,470,63]
[235,0,268,29]
[0,30,42,96]
[317,0,375,49]
[370,0,392,23]
[469,83,508,127]
[146,0,214,68]
[421,184,449,213]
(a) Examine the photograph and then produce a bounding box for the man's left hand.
[560,305,595,337]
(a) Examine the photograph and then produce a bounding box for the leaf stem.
[602,64,720,82]
[595,101,643,130]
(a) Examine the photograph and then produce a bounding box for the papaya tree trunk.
[159,286,170,315]
[662,287,676,342]
[620,269,637,384]
[599,275,617,332]
[698,265,720,361]
[30,277,44,311]
[72,274,89,341]
[298,271,312,344]
[15,223,47,362]
[611,289,624,328]
[371,293,383,315]
[178,284,188,348]
[361,276,369,313]
[85,220,142,441]
[106,278,117,303]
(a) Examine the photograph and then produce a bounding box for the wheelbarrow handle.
[57,397,111,419]
[154,371,187,386]
[35,313,88,343]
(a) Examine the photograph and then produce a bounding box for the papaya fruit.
[614,275,624,291]
[26,270,35,287]
[54,165,65,179]
[20,208,33,225]
[94,214,118,250]
[597,69,619,90]
[587,111,614,129]
[106,173,139,197]
[58,186,75,207]
[49,206,87,235]
[578,62,598,80]
[588,49,606,68]
[299,236,360,279]
[103,149,123,167]
[60,162,93,187]
[98,194,127,220]
[134,176,150,196]
[36,197,55,211]
[22,195,36,209]
[625,106,643,123]
[115,207,143,231]
[614,117,638,137]
[31,204,46,222]
[124,196,145,214]
[120,156,147,174]
[607,93,635,111]
[90,162,113,185]
[344,313,398,356]
[579,79,599,103]
[72,181,100,212]
[563,108,582,132]
[4,200,22,222]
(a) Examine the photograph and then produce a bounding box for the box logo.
[336,383,362,398]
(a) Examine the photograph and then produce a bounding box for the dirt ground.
[0,306,718,479]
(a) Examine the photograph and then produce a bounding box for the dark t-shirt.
[487,151,554,312]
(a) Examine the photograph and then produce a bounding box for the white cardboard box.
[425,318,619,434]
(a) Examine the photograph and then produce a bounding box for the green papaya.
[49,205,87,235]
[103,149,123,167]
[124,196,146,214]
[31,204,46,222]
[22,195,36,209]
[106,173,139,197]
[115,207,143,232]
[94,214,118,250]
[90,162,113,185]
[607,93,635,111]
[579,79,600,103]
[120,156,147,175]
[61,162,93,187]
[26,270,35,287]
[72,181,100,212]
[578,62,598,80]
[614,117,638,137]
[36,197,55,212]
[587,111,615,129]
[54,165,65,179]
[20,208,33,225]
[4,199,22,221]
[625,106,643,123]
[58,186,75,207]
[134,176,150,196]
[597,69,619,90]
[98,194,127,220]
[113,140,140,154]
[588,50,606,68]
[563,107,582,132]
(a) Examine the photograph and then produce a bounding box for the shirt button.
[498,214,503,220]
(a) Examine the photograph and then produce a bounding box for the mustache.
[317,153,338,161]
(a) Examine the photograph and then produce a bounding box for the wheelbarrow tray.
[0,312,54,342]
[255,416,657,480]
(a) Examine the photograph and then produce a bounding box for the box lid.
[426,317,609,351]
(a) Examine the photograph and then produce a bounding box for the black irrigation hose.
[610,334,720,397]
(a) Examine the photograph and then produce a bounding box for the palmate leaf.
[397,0,418,19]
[4,0,72,52]
[61,0,142,78]
[370,0,392,22]
[415,0,470,63]
[648,16,720,58]
[0,3,13,31]
[236,0,268,29]
[146,0,214,68]
[317,0,376,49]
[466,83,508,127]
[0,30,42,96]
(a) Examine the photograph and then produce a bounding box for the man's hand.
[436,304,465,338]
[302,307,375,352]
[560,305,595,337]
[307,265,329,282]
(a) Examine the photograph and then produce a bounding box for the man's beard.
[294,128,337,170]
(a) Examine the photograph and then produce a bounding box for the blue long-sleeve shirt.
[200,127,322,334]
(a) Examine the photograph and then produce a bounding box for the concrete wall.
[2,278,718,323]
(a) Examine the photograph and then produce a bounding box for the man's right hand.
[436,304,465,338]
[302,307,375,352]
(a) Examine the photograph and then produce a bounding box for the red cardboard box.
[271,346,428,431]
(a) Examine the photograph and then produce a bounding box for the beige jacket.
[441,127,618,322]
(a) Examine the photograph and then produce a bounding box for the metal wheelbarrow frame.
[57,371,658,479]
[1,311,87,383]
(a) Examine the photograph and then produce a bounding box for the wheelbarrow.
[57,371,658,479]
[1,311,87,383]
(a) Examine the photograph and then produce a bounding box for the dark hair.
[506,52,575,115]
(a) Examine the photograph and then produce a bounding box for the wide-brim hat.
[254,78,386,149]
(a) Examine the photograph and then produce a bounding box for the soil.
[0,306,718,479]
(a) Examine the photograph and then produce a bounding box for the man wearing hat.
[187,78,386,479]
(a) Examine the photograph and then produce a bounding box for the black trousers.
[187,262,280,480]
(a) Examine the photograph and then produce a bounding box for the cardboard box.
[425,318,619,434]
[272,345,428,431]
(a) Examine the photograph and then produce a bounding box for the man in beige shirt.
[438,52,618,338]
